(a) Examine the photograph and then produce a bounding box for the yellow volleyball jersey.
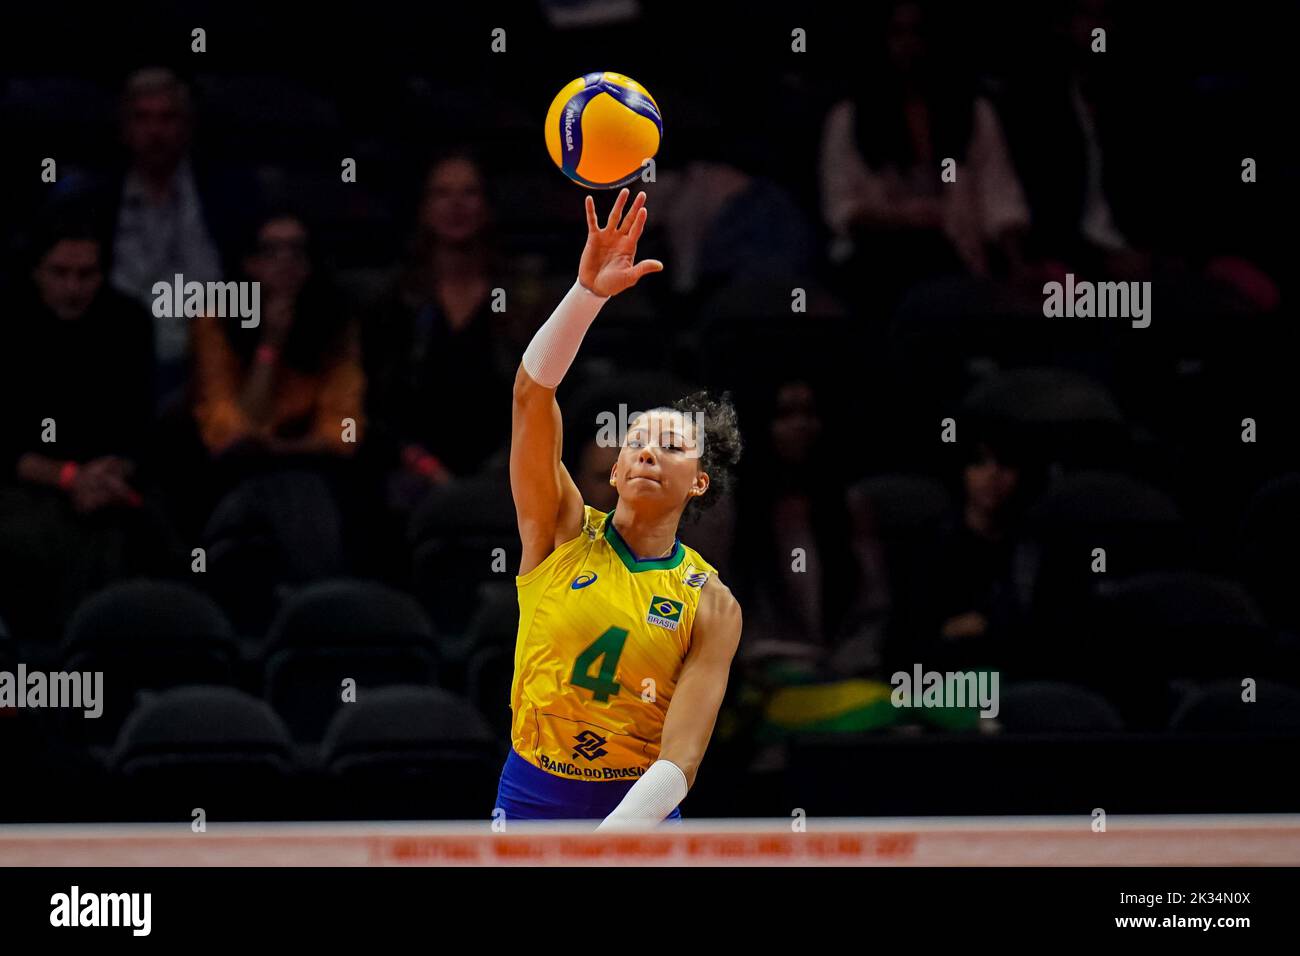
[509,505,718,782]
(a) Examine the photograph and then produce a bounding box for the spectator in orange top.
[192,209,368,632]
[192,212,364,458]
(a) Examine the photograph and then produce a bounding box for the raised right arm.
[510,188,662,576]
[511,365,586,577]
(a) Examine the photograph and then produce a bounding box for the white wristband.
[520,279,609,388]
[595,759,688,830]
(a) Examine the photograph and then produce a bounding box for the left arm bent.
[596,577,742,829]
[659,577,743,788]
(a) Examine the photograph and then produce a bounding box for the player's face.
[613,410,708,509]
[33,239,103,322]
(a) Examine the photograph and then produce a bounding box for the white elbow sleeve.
[520,279,609,388]
[595,759,688,830]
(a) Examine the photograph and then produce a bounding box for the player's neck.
[610,503,679,560]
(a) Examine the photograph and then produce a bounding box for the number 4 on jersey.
[571,626,628,702]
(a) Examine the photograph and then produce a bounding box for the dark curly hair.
[645,389,742,518]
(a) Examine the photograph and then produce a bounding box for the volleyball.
[544,71,662,189]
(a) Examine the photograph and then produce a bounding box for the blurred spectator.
[651,159,817,309]
[893,431,1042,672]
[819,1,1030,306]
[192,212,364,460]
[85,68,253,402]
[0,216,176,641]
[192,210,367,630]
[732,380,867,671]
[999,0,1279,309]
[363,151,514,512]
[539,0,642,29]
[999,0,1156,279]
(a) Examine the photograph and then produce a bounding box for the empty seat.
[1170,680,1300,733]
[961,367,1124,428]
[465,644,514,738]
[263,579,440,742]
[411,537,520,637]
[1032,470,1182,528]
[997,681,1124,733]
[1091,571,1268,675]
[409,466,516,541]
[109,686,297,818]
[408,466,521,634]
[1054,571,1269,730]
[1238,474,1300,631]
[319,685,501,819]
[1098,570,1263,631]
[202,470,348,635]
[456,583,518,659]
[1026,471,1186,634]
[59,579,240,745]
[452,585,518,734]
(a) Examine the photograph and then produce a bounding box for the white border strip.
[1,815,1297,866]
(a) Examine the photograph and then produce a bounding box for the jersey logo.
[646,595,684,631]
[572,730,609,761]
[682,563,709,588]
[570,571,598,589]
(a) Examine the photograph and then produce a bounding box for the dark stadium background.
[1,0,1297,824]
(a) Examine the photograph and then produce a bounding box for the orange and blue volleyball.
[545,71,662,189]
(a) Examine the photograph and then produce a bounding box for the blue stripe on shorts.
[493,748,684,822]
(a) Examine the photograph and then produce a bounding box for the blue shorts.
[493,748,684,822]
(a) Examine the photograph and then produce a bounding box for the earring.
[609,477,617,486]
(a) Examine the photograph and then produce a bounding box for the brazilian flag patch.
[646,595,684,631]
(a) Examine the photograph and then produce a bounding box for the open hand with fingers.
[579,188,663,298]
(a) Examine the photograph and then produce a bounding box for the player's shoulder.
[698,573,741,624]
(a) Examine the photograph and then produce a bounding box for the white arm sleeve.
[520,279,609,388]
[595,759,689,830]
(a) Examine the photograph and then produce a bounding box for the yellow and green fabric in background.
[757,674,989,741]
